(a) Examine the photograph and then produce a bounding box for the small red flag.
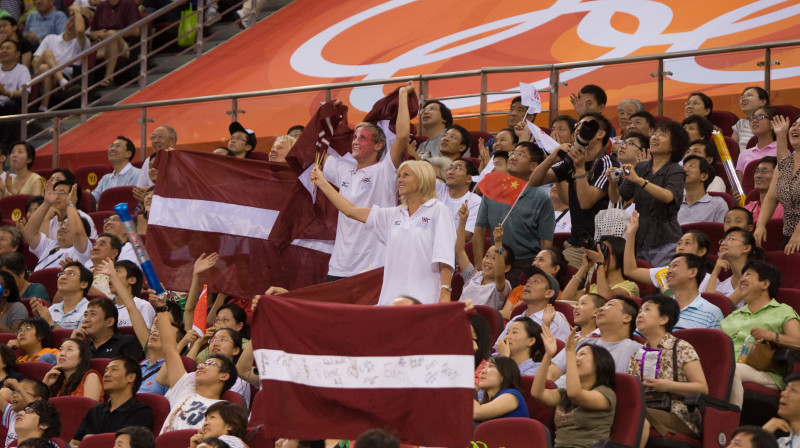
[478,172,526,206]
[192,284,208,336]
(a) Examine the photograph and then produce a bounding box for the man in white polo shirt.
[91,136,140,204]
[30,261,92,330]
[321,82,413,281]
[435,158,481,243]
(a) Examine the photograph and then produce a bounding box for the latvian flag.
[146,150,335,298]
[252,296,474,447]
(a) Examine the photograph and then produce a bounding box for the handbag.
[594,198,628,241]
[178,5,198,48]
[644,339,678,411]
[746,340,777,371]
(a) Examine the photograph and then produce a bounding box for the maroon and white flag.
[252,296,474,446]
[146,151,335,298]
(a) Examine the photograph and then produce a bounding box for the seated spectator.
[495,317,544,376]
[22,0,67,47]
[550,115,577,144]
[627,111,656,137]
[617,99,645,139]
[491,128,519,154]
[152,292,237,434]
[71,356,151,446]
[43,337,103,401]
[707,227,765,297]
[71,297,145,361]
[624,213,712,293]
[736,106,778,183]
[612,121,687,266]
[473,355,529,422]
[763,372,800,448]
[23,196,45,223]
[0,226,21,256]
[572,293,604,338]
[226,122,256,159]
[13,318,58,364]
[723,261,800,407]
[0,345,22,388]
[500,247,567,320]
[0,377,50,448]
[471,314,492,383]
[730,426,779,448]
[426,156,451,182]
[91,136,140,204]
[437,124,471,162]
[0,252,49,300]
[491,150,509,173]
[135,186,153,236]
[135,125,175,193]
[31,7,86,111]
[268,135,296,163]
[681,115,714,141]
[725,207,755,232]
[286,125,303,139]
[89,0,139,86]
[43,180,97,239]
[684,139,725,193]
[0,17,33,67]
[684,92,713,121]
[677,155,728,225]
[561,236,639,301]
[30,262,92,330]
[668,253,722,329]
[188,402,248,448]
[745,156,783,222]
[100,260,154,328]
[416,100,452,159]
[101,215,140,266]
[616,132,650,166]
[3,143,42,197]
[185,327,250,408]
[12,401,61,447]
[23,189,92,273]
[434,158,481,242]
[547,297,642,383]
[570,84,607,117]
[455,214,511,310]
[48,169,75,184]
[532,326,617,448]
[138,304,184,396]
[114,426,155,448]
[732,87,770,151]
[75,232,123,296]
[18,438,61,448]
[495,266,571,344]
[629,294,709,445]
[0,270,26,332]
[551,184,571,234]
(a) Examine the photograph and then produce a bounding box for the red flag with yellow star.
[478,172,526,206]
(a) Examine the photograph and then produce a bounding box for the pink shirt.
[736,141,777,172]
[746,200,784,222]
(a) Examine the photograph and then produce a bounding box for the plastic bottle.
[737,334,756,364]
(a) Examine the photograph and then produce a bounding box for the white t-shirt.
[434,181,481,234]
[47,209,98,239]
[459,264,510,310]
[161,372,223,434]
[33,33,87,77]
[0,64,30,107]
[116,296,156,328]
[29,233,92,272]
[323,154,398,277]
[649,267,711,295]
[118,242,141,266]
[137,157,154,188]
[554,209,571,233]
[365,199,456,305]
[2,403,18,448]
[715,277,734,296]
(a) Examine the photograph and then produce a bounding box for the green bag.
[178,5,197,48]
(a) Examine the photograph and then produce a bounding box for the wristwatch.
[154,305,170,313]
[497,247,505,254]
[68,202,76,208]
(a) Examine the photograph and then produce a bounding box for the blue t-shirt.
[495,388,530,418]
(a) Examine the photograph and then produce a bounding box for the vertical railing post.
[80,55,88,123]
[248,0,257,29]
[479,71,487,133]
[549,67,559,120]
[657,59,664,116]
[138,108,152,160]
[139,23,149,89]
[418,78,428,135]
[196,0,205,58]
[20,83,28,140]
[52,117,61,168]
[325,89,331,103]
[764,48,772,95]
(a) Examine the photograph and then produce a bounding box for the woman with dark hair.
[732,86,770,150]
[684,92,713,120]
[501,247,568,320]
[0,269,26,332]
[0,344,23,388]
[496,317,545,376]
[491,128,519,154]
[193,303,251,363]
[43,338,103,401]
[3,142,44,196]
[532,327,617,448]
[736,105,778,183]
[189,401,249,448]
[707,227,765,297]
[14,317,58,364]
[473,355,529,421]
[471,314,492,376]
[562,236,639,300]
[628,294,708,446]
[610,121,688,266]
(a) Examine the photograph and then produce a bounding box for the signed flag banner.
[252,297,474,446]
[478,172,526,206]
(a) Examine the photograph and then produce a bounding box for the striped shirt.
[675,293,723,330]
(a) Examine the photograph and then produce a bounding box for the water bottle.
[738,334,756,363]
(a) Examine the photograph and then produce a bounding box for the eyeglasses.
[103,216,120,224]
[213,316,234,325]
[748,114,768,122]
[508,151,529,159]
[200,359,222,369]
[16,325,32,334]
[149,134,168,141]
[54,190,69,196]
[446,165,464,173]
[719,236,745,245]
[209,338,233,345]
[620,141,642,150]
[57,271,78,278]
[21,406,39,416]
[740,93,756,100]
[753,168,773,175]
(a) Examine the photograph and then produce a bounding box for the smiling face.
[103,359,134,393]
[617,137,644,164]
[351,126,381,163]
[476,360,503,392]
[268,138,292,163]
[739,88,766,116]
[550,119,573,144]
[0,230,17,255]
[103,214,125,239]
[575,346,596,378]
[531,250,557,277]
[748,108,773,138]
[480,246,498,277]
[396,165,419,199]
[90,235,118,262]
[573,294,601,327]
[200,411,233,439]
[753,161,775,193]
[685,94,710,118]
[107,139,131,165]
[81,305,114,338]
[492,130,516,153]
[649,128,672,157]
[737,268,767,301]
[149,127,172,151]
[208,329,240,359]
[0,41,18,65]
[618,102,639,131]
[790,117,800,149]
[57,265,85,294]
[439,128,466,157]
[505,321,535,357]
[665,256,696,289]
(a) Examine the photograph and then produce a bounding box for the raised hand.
[772,115,790,136]
[193,252,220,275]
[458,201,469,223]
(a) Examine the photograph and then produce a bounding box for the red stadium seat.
[27,268,61,300]
[708,110,739,137]
[468,131,493,158]
[136,393,171,436]
[97,186,136,213]
[73,164,112,193]
[740,159,760,195]
[20,298,51,316]
[222,389,245,408]
[724,136,740,166]
[155,429,196,448]
[50,396,98,441]
[33,168,52,179]
[634,259,656,297]
[474,305,503,343]
[609,373,645,448]
[473,417,553,448]
[709,191,735,210]
[0,194,32,222]
[773,104,800,122]
[763,219,784,252]
[462,156,480,170]
[519,376,556,436]
[552,232,570,251]
[680,222,724,256]
[78,433,116,448]
[553,301,574,326]
[765,252,800,289]
[21,242,39,272]
[777,288,800,315]
[51,328,74,349]
[626,296,642,307]
[181,356,198,373]
[89,358,111,376]
[17,361,54,382]
[700,292,733,317]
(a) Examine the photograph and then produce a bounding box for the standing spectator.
[612,121,687,266]
[736,106,778,183]
[31,6,86,111]
[312,160,455,305]
[550,115,577,144]
[745,156,783,222]
[91,136,140,204]
[267,135,296,163]
[732,87,770,151]
[89,0,139,86]
[434,158,481,242]
[570,84,607,116]
[416,100,451,159]
[226,122,256,159]
[616,132,650,166]
[22,0,67,47]
[677,155,728,225]
[134,125,176,194]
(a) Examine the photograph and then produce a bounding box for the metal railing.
[2,37,799,167]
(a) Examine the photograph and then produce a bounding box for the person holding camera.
[561,236,639,301]
[609,121,688,267]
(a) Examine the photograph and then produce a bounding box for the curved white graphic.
[289,0,800,111]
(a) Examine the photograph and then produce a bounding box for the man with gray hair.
[0,225,22,255]
[133,124,176,202]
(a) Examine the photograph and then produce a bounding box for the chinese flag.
[478,172,526,206]
[192,285,208,336]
